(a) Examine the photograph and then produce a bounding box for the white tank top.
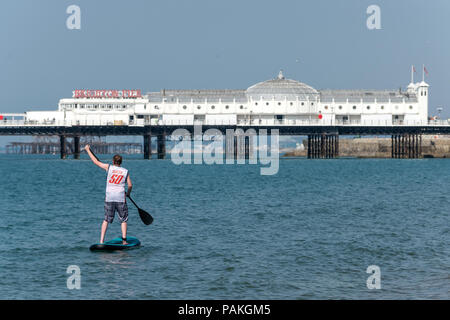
[105,165,129,202]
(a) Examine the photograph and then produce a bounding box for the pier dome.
[246,70,319,100]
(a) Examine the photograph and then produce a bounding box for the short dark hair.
[113,154,122,165]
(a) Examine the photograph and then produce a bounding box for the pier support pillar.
[224,129,256,162]
[244,136,250,160]
[307,133,339,159]
[73,136,80,159]
[391,133,422,158]
[225,132,235,161]
[307,135,311,158]
[60,135,67,159]
[157,133,166,159]
[143,134,152,160]
[236,131,245,162]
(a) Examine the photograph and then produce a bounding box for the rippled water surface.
[0,154,449,299]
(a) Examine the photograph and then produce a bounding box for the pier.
[1,69,441,160]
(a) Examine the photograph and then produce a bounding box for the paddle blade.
[138,208,153,225]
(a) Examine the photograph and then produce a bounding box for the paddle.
[126,195,153,225]
[84,147,154,225]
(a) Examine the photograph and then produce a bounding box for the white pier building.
[20,70,429,127]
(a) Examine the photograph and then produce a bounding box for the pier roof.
[144,72,419,104]
[246,70,319,100]
[319,89,418,103]
[146,89,247,103]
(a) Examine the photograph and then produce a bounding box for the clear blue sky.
[0,0,449,145]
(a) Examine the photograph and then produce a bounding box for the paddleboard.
[89,236,141,251]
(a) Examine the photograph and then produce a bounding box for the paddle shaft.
[126,194,140,209]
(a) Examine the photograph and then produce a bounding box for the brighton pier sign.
[72,89,142,99]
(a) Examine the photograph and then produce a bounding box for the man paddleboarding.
[85,145,133,245]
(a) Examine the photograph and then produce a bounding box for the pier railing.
[1,118,450,127]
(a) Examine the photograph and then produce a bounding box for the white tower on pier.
[417,65,429,121]
[407,65,429,121]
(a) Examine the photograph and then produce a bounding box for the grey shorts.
[104,201,128,223]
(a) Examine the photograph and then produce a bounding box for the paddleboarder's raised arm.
[85,145,109,171]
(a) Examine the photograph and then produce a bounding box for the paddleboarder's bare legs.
[100,220,108,244]
[121,222,128,245]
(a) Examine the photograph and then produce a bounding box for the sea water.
[0,154,448,299]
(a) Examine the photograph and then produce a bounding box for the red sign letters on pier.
[72,90,142,99]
